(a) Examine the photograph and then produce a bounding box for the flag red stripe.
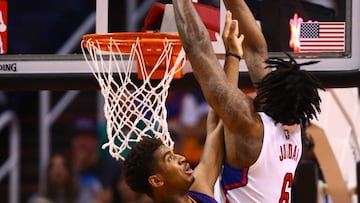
[299,22,345,53]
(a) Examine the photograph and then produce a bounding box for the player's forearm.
[173,0,227,104]
[207,108,220,133]
[173,0,248,132]
[200,119,224,184]
[224,56,240,86]
[244,51,269,86]
[223,0,270,84]
[173,0,213,58]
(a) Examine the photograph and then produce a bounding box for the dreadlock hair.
[122,136,163,197]
[253,53,325,126]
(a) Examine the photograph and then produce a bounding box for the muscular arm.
[173,0,255,133]
[221,11,263,168]
[175,0,254,195]
[192,20,243,189]
[223,0,271,89]
[191,108,224,196]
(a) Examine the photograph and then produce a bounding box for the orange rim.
[82,32,182,52]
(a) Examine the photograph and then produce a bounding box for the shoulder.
[188,190,218,203]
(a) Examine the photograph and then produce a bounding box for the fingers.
[223,10,240,41]
[239,34,245,44]
[238,34,245,58]
[229,19,239,38]
[222,10,232,41]
[222,10,244,56]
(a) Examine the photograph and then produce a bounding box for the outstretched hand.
[222,11,244,59]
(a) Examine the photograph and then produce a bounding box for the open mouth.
[185,163,194,175]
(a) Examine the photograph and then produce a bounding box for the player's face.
[153,145,195,189]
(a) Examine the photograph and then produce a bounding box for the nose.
[176,154,186,163]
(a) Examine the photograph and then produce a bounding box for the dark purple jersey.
[188,191,218,203]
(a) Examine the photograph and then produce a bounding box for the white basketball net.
[81,36,186,160]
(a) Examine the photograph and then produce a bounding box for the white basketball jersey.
[214,112,302,203]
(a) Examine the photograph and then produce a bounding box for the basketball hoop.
[81,32,186,160]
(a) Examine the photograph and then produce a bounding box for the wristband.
[225,52,241,61]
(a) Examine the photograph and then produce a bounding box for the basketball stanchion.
[81,32,186,160]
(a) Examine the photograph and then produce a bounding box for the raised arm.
[190,107,224,196]
[187,8,245,197]
[223,0,271,89]
[222,10,244,85]
[173,0,256,134]
[220,10,261,168]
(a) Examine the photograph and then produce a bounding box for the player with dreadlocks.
[173,0,325,202]
[254,53,324,126]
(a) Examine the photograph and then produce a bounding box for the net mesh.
[81,34,186,160]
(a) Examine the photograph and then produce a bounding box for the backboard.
[0,0,358,91]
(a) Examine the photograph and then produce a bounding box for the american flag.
[299,22,345,53]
